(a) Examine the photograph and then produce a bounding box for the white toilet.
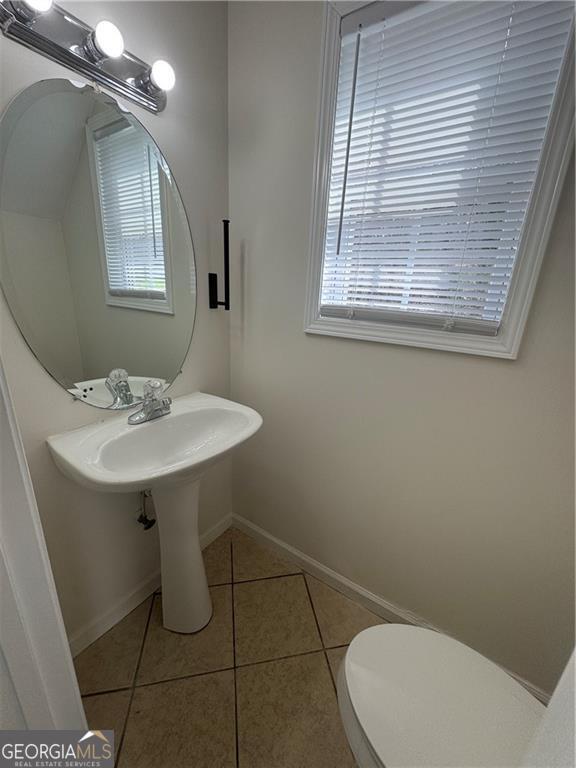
[337,624,556,768]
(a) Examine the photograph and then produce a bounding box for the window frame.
[305,2,575,359]
[86,111,174,315]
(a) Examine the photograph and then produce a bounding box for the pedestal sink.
[47,393,262,633]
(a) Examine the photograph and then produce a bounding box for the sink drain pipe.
[137,489,156,530]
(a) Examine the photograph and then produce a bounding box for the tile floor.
[77,527,385,767]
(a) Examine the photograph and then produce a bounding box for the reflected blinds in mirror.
[90,117,168,301]
[321,1,574,334]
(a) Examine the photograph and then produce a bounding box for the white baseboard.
[201,514,233,549]
[232,513,550,704]
[69,514,232,657]
[69,570,160,658]
[232,514,435,628]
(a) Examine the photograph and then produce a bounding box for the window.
[306,1,574,357]
[87,113,173,313]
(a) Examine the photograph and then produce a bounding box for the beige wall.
[0,1,230,644]
[228,1,574,694]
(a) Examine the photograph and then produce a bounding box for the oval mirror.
[0,79,196,408]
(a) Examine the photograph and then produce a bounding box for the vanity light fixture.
[150,60,176,92]
[137,59,176,95]
[0,0,175,113]
[83,20,125,63]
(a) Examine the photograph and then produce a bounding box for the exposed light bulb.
[23,0,52,11]
[94,20,124,59]
[10,0,52,22]
[150,60,176,92]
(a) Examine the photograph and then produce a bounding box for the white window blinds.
[91,118,168,301]
[321,1,574,334]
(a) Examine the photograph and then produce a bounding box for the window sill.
[305,315,518,359]
[106,295,174,315]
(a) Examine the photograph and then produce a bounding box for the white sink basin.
[47,392,262,633]
[48,392,262,492]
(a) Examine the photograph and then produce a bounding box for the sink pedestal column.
[152,481,212,633]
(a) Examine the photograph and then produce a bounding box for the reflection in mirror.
[0,79,196,408]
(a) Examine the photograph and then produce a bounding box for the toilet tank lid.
[344,624,544,768]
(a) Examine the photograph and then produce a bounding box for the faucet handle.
[128,380,170,424]
[143,379,164,402]
[107,368,129,385]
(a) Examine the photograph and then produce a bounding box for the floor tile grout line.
[232,571,303,586]
[132,593,156,684]
[303,571,327,649]
[236,647,326,670]
[230,538,240,768]
[115,593,155,767]
[303,567,341,699]
[324,649,339,696]
[230,540,237,670]
[81,686,131,699]
[134,666,236,690]
[301,569,385,623]
[207,573,306,590]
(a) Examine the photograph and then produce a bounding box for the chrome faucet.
[105,368,135,408]
[128,379,171,425]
